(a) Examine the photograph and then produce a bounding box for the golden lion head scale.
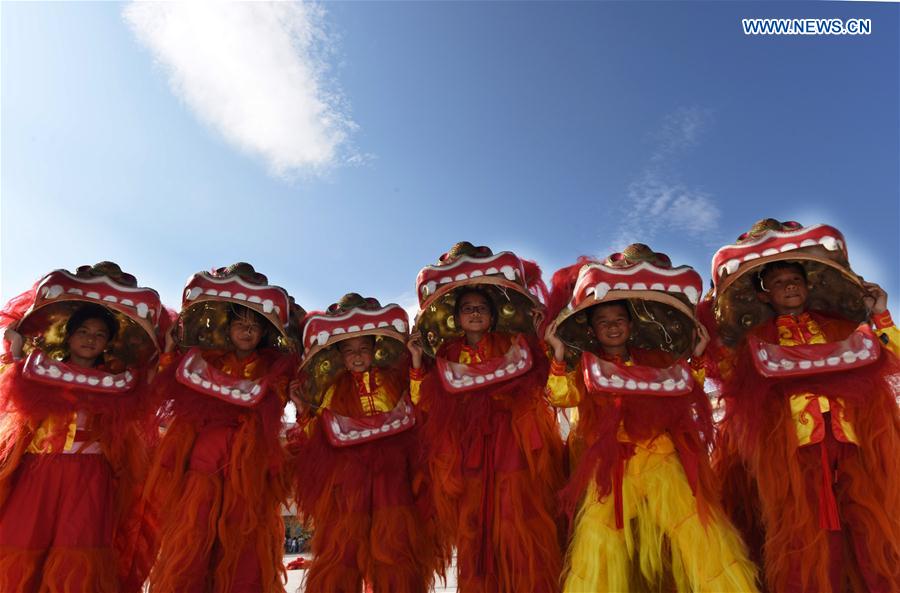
[551,245,703,365]
[297,293,410,408]
[415,243,544,358]
[15,262,162,370]
[711,219,867,345]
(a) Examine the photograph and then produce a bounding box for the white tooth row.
[185,286,281,315]
[421,265,519,296]
[717,236,845,278]
[41,285,154,319]
[332,404,414,442]
[591,365,691,392]
[310,319,408,347]
[182,366,261,402]
[585,281,699,305]
[444,350,529,389]
[32,353,131,388]
[757,339,875,371]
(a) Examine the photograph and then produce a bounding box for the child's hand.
[531,309,545,333]
[163,324,177,353]
[692,323,710,358]
[862,281,888,316]
[543,319,565,362]
[288,379,305,410]
[3,328,24,359]
[407,329,424,369]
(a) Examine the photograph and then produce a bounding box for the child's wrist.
[872,310,893,330]
[550,358,567,376]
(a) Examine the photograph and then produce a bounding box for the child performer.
[408,242,563,593]
[544,244,759,593]
[703,219,900,593]
[147,263,301,593]
[288,293,441,593]
[0,262,165,593]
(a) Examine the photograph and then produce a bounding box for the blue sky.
[3,1,898,317]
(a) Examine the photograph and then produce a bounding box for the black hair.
[589,299,632,322]
[453,287,499,331]
[337,335,376,351]
[753,261,807,293]
[65,303,118,341]
[226,304,270,342]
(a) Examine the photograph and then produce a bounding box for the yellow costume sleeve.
[689,365,706,387]
[545,358,583,408]
[409,366,426,405]
[319,383,336,413]
[872,310,899,358]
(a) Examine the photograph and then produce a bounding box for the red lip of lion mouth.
[177,348,266,406]
[23,349,137,394]
[437,334,533,393]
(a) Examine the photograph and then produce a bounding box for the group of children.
[0,218,897,593]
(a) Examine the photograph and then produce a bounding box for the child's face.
[590,304,632,350]
[67,318,111,364]
[757,267,808,315]
[339,336,374,373]
[456,292,493,335]
[228,312,265,354]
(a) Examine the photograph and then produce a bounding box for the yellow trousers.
[562,436,759,593]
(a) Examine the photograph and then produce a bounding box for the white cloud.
[650,106,713,163]
[608,107,721,252]
[124,1,355,177]
[612,171,720,249]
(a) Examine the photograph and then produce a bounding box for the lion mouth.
[176,347,266,406]
[437,334,532,393]
[582,351,694,396]
[322,396,415,446]
[23,349,136,394]
[749,325,880,378]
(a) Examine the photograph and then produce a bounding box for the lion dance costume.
[545,245,758,592]
[147,263,300,593]
[289,293,441,592]
[0,262,163,593]
[412,242,564,593]
[702,220,900,593]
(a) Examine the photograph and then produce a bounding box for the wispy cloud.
[124,1,355,177]
[609,107,720,251]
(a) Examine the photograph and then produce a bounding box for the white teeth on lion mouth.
[754,332,879,376]
[820,236,838,251]
[718,234,846,280]
[593,282,610,300]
